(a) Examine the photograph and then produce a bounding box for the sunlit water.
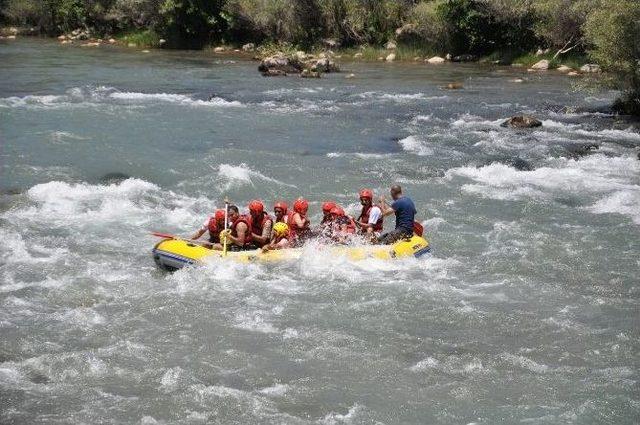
[1,39,639,424]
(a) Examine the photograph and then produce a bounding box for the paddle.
[223,198,230,257]
[150,232,210,246]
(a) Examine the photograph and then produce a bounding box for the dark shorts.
[378,228,412,245]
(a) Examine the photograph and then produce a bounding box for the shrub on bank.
[584,0,640,115]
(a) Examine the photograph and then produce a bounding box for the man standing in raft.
[378,185,416,244]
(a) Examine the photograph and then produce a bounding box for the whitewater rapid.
[1,39,639,424]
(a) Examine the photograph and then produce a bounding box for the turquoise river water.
[1,39,639,424]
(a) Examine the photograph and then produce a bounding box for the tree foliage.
[584,0,640,114]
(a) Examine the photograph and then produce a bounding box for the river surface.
[1,39,639,424]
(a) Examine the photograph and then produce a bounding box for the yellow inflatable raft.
[152,235,430,271]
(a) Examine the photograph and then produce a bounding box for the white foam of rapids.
[397,135,434,156]
[446,154,640,224]
[356,91,448,103]
[109,92,244,107]
[217,163,296,190]
[0,86,244,109]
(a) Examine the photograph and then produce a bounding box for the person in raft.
[355,188,384,242]
[262,222,291,252]
[273,201,288,223]
[191,209,227,249]
[248,200,273,248]
[220,205,256,251]
[378,185,416,244]
[287,198,311,246]
[329,206,357,244]
[316,201,337,238]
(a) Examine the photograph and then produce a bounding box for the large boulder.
[242,43,255,52]
[530,59,550,70]
[301,69,321,78]
[557,65,573,73]
[386,53,396,62]
[426,56,446,64]
[501,115,542,128]
[261,69,287,77]
[580,64,602,73]
[309,57,339,73]
[385,40,397,50]
[213,46,226,53]
[258,54,304,74]
[354,52,363,59]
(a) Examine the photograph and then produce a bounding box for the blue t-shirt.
[391,196,416,233]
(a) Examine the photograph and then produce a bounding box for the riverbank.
[0,27,594,76]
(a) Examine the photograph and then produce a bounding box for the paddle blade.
[151,232,176,239]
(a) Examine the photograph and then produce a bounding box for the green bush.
[584,0,640,115]
[154,0,226,49]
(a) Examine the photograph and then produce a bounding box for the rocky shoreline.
[1,25,602,80]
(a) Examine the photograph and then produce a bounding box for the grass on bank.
[116,29,160,48]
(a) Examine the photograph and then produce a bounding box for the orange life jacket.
[287,211,311,242]
[231,215,253,246]
[207,218,222,243]
[251,212,273,235]
[358,205,383,232]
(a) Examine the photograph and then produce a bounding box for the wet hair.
[228,205,239,214]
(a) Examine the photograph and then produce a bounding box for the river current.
[1,39,639,424]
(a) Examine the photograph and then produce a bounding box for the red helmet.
[330,206,345,216]
[274,201,288,214]
[322,201,337,213]
[248,200,264,215]
[359,189,373,200]
[293,198,309,214]
[214,209,226,221]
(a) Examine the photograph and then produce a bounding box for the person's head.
[359,188,373,206]
[273,201,287,220]
[322,201,337,218]
[329,206,345,220]
[248,200,264,219]
[390,185,402,201]
[293,198,309,216]
[214,209,226,225]
[228,205,239,221]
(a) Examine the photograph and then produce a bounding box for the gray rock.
[242,43,255,52]
[426,56,446,64]
[301,69,321,78]
[501,115,542,128]
[309,57,339,73]
[530,59,550,70]
[580,64,602,73]
[258,54,304,73]
[385,40,397,50]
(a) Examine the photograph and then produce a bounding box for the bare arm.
[379,197,395,217]
[191,228,206,240]
[253,220,272,245]
[228,222,247,246]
